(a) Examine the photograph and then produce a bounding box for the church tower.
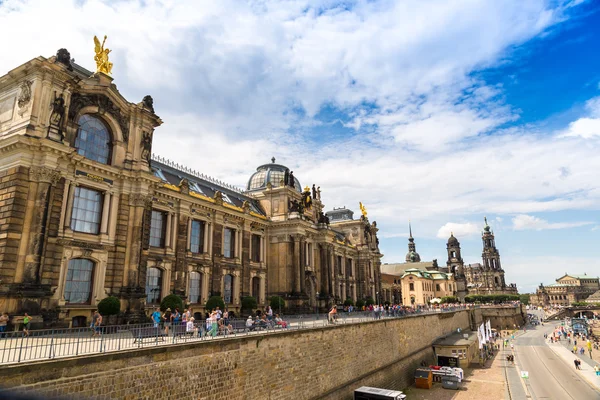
[481,217,506,289]
[405,222,421,262]
[446,233,464,276]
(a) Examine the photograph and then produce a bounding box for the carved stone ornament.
[214,191,224,206]
[29,166,61,185]
[57,239,107,250]
[242,200,251,214]
[179,178,190,195]
[68,92,130,142]
[17,80,32,110]
[129,193,152,207]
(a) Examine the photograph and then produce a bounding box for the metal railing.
[0,306,470,365]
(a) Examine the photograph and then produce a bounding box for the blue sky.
[2,0,600,293]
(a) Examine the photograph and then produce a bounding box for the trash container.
[441,375,459,390]
[414,368,433,389]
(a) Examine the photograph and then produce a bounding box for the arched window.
[188,272,201,304]
[409,283,415,291]
[65,258,94,304]
[223,274,233,304]
[75,114,112,164]
[146,267,162,304]
[251,276,260,300]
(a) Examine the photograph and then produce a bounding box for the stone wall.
[1,310,474,400]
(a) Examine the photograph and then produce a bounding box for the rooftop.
[434,331,478,347]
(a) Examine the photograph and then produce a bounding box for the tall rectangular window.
[150,210,166,248]
[337,256,342,275]
[190,220,205,253]
[188,272,201,304]
[70,187,103,234]
[305,243,312,266]
[251,234,261,262]
[224,228,235,258]
[346,259,353,277]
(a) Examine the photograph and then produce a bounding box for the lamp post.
[316,292,319,319]
[376,291,379,306]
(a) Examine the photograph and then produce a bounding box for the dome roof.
[448,233,459,246]
[247,158,301,192]
[406,250,421,263]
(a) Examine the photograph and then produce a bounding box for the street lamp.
[376,291,379,306]
[316,292,319,319]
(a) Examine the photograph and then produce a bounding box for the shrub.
[441,296,459,304]
[98,296,121,316]
[269,296,285,311]
[205,296,225,312]
[344,298,355,307]
[160,294,184,312]
[365,297,375,306]
[356,299,365,309]
[241,296,257,312]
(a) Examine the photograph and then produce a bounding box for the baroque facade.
[0,50,382,325]
[532,273,600,307]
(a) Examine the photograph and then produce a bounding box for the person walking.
[594,364,600,376]
[22,313,31,337]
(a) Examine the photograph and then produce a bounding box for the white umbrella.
[430,298,442,304]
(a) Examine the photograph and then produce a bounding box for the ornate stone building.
[0,49,382,325]
[446,233,467,300]
[532,273,600,307]
[400,268,456,306]
[463,218,517,296]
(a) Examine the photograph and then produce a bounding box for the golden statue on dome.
[359,202,368,217]
[93,35,113,75]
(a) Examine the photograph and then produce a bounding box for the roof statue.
[359,202,367,218]
[93,35,113,75]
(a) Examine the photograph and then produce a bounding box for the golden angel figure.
[93,35,113,75]
[359,202,368,217]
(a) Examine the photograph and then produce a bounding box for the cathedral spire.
[409,220,413,239]
[405,221,421,262]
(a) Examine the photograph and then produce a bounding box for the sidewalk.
[547,340,600,390]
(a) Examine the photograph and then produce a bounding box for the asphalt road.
[512,318,600,399]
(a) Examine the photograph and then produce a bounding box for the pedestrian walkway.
[548,340,600,391]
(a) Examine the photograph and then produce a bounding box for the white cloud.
[561,96,600,138]
[437,223,480,239]
[512,214,593,231]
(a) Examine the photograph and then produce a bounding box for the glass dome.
[247,159,301,192]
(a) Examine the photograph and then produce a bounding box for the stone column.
[293,235,302,293]
[187,218,192,250]
[108,193,119,240]
[100,192,111,234]
[259,273,266,305]
[233,271,241,306]
[165,212,172,248]
[58,178,71,235]
[203,221,209,253]
[63,182,77,231]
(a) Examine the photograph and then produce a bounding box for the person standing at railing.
[328,305,337,324]
[92,312,102,337]
[163,308,172,335]
[22,313,31,337]
[0,312,8,338]
[151,307,161,328]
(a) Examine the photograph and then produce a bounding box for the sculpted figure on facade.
[49,93,65,130]
[140,132,152,162]
[93,35,113,75]
[55,48,73,70]
[288,171,295,188]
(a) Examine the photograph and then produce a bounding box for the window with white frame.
[188,271,201,304]
[223,274,233,303]
[150,210,166,248]
[224,227,235,258]
[64,258,94,304]
[190,220,205,253]
[451,349,466,359]
[70,186,103,234]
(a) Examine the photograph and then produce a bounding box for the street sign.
[521,371,529,379]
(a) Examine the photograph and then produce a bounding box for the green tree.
[269,296,285,312]
[344,298,355,307]
[97,296,121,316]
[519,294,530,305]
[205,296,225,312]
[160,294,184,312]
[241,296,258,313]
[365,297,375,306]
[356,299,366,309]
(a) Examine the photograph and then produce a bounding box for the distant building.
[532,273,600,307]
[400,268,456,306]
